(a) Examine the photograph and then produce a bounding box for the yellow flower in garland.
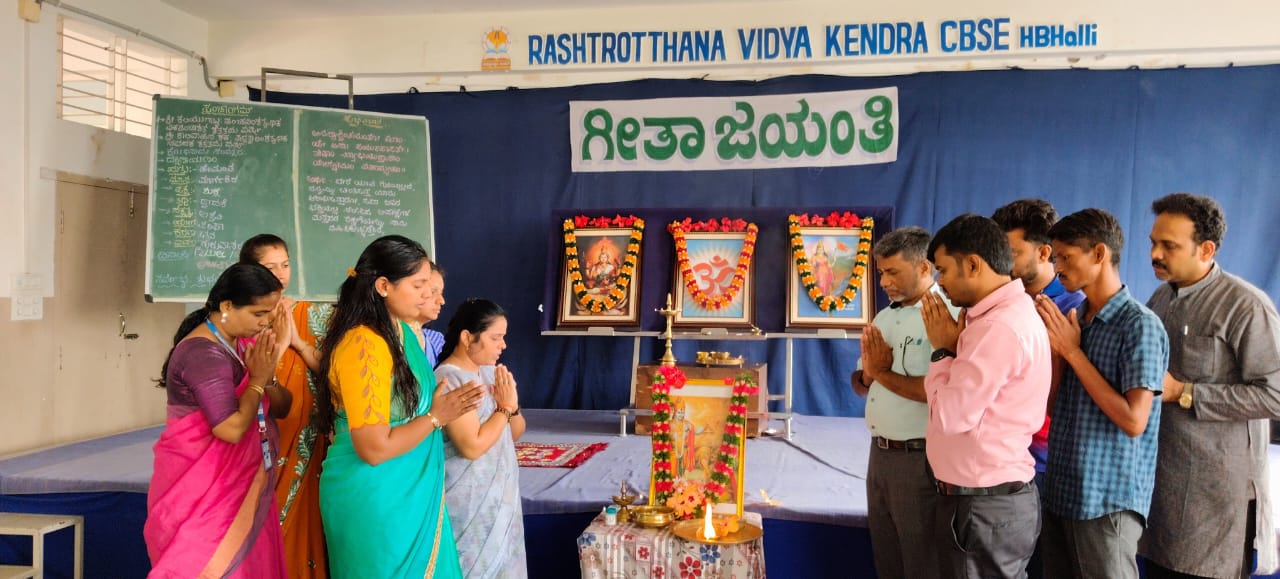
[788,214,875,313]
[669,221,758,311]
[563,217,644,312]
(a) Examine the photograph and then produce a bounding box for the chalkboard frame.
[145,96,435,302]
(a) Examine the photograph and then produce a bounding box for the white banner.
[569,87,898,172]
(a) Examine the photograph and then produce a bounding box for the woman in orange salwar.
[145,263,292,578]
[240,234,331,578]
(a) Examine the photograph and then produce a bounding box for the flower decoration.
[649,364,684,506]
[669,219,758,311]
[788,213,875,313]
[563,215,644,313]
[650,367,758,518]
[665,479,705,520]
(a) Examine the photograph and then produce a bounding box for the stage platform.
[1,409,1277,577]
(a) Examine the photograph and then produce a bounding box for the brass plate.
[699,356,745,367]
[670,519,763,545]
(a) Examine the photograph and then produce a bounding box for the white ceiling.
[160,0,747,21]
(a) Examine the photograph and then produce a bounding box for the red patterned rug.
[515,442,608,468]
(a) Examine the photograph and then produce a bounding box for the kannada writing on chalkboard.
[148,97,434,302]
[155,109,292,270]
[303,125,417,239]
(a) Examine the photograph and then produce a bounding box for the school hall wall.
[0,0,214,456]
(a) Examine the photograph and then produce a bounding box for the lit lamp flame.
[702,499,717,540]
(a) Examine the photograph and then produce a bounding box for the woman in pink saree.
[145,263,294,578]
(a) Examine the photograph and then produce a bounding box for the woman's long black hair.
[317,235,430,431]
[157,262,283,389]
[438,298,507,367]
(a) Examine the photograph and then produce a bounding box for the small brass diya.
[610,481,641,523]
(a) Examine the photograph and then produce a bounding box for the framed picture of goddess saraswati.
[671,230,756,328]
[786,226,874,329]
[558,226,643,327]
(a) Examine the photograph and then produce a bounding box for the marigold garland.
[788,213,875,313]
[562,215,644,313]
[650,366,758,518]
[669,220,758,311]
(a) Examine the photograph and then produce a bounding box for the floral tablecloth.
[577,511,766,579]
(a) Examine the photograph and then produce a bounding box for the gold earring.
[221,312,228,324]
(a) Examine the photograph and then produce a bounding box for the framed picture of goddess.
[558,227,642,326]
[671,231,755,328]
[786,226,874,329]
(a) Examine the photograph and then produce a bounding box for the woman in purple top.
[144,263,294,578]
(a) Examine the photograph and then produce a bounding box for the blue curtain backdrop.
[254,65,1280,417]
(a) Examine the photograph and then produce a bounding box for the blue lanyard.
[205,319,273,471]
[204,319,243,365]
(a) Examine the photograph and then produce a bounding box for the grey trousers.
[866,442,940,579]
[1041,509,1143,579]
[937,480,1041,579]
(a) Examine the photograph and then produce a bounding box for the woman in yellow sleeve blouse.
[316,235,483,579]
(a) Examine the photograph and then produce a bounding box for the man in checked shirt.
[1034,208,1169,579]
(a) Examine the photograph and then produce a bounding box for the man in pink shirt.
[921,213,1053,579]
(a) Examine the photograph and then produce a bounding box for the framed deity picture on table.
[786,226,874,329]
[672,231,755,328]
[649,377,747,517]
[558,226,643,327]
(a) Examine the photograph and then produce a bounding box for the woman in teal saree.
[316,236,483,578]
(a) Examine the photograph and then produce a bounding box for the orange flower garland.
[669,220,758,311]
[562,216,644,313]
[650,366,758,518]
[788,213,875,313]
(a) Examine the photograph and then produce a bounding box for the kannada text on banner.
[569,87,898,172]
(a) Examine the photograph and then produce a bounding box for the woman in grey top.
[435,298,528,578]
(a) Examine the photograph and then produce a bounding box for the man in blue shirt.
[993,199,1085,486]
[1034,209,1168,579]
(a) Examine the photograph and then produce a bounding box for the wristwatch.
[930,348,956,362]
[1178,382,1194,409]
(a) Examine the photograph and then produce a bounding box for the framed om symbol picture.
[671,230,756,328]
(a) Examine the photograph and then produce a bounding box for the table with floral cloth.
[577,511,766,579]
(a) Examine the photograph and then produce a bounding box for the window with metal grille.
[57,17,188,138]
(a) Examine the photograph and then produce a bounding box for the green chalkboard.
[147,97,434,302]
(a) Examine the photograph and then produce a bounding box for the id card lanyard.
[205,319,273,471]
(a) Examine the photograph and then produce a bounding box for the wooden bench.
[0,513,83,579]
